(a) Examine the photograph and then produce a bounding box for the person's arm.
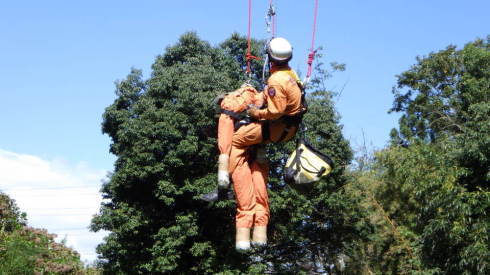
[252,91,265,108]
[252,76,288,120]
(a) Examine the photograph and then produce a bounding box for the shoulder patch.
[268,87,276,97]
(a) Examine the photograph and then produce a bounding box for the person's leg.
[231,150,254,250]
[218,114,234,156]
[232,152,271,249]
[232,158,255,229]
[217,114,234,188]
[229,123,264,250]
[250,150,270,246]
[228,122,263,173]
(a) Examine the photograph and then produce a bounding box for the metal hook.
[265,4,275,34]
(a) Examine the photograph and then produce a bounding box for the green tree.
[1,192,91,274]
[372,36,490,274]
[91,32,370,273]
[390,36,490,189]
[0,192,26,232]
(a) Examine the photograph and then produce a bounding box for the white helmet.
[267,37,293,64]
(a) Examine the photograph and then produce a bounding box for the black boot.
[200,187,234,202]
[200,188,219,202]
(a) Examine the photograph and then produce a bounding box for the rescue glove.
[246,104,260,119]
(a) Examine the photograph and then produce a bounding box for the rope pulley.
[266,0,276,38]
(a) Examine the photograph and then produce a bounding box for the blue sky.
[1,0,489,262]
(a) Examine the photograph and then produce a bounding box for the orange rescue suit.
[229,65,303,229]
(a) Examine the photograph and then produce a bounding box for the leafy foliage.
[390,36,490,190]
[0,192,26,232]
[92,32,370,273]
[353,36,490,274]
[373,141,489,274]
[0,192,94,274]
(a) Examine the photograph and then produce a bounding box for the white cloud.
[0,149,109,263]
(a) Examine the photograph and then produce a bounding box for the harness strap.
[221,109,252,131]
[260,114,303,143]
[285,69,308,112]
[261,121,270,142]
[234,117,253,131]
[276,114,303,142]
[221,109,245,120]
[295,148,303,175]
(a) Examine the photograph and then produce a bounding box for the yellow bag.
[284,140,334,185]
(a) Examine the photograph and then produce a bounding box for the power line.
[33,213,93,217]
[2,185,101,191]
[55,232,101,236]
[21,213,98,219]
[50,227,90,231]
[12,193,100,197]
[25,207,97,211]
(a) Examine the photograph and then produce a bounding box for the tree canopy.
[390,36,490,189]
[0,192,92,274]
[355,36,490,274]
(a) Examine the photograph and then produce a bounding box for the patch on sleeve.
[268,87,276,97]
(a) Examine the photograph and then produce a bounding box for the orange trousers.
[229,121,298,229]
[229,122,268,228]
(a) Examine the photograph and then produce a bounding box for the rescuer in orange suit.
[229,37,305,251]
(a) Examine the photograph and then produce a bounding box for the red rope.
[306,0,319,79]
[246,0,260,74]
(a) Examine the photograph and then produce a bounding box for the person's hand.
[247,105,260,118]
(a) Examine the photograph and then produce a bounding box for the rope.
[267,0,276,37]
[263,0,276,85]
[272,6,276,36]
[305,0,319,84]
[246,0,261,76]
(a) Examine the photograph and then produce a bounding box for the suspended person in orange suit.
[215,84,264,189]
[199,86,264,204]
[228,37,306,251]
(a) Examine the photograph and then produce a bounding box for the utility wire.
[25,207,96,210]
[2,185,101,191]
[50,227,90,231]
[55,232,100,236]
[33,213,94,217]
[12,193,99,197]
